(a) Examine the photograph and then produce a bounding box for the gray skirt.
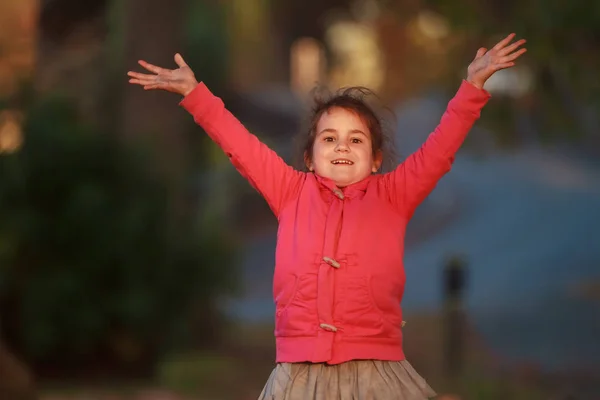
[258,360,437,400]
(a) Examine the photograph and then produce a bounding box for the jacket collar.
[314,173,373,200]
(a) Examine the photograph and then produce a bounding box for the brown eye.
[351,138,362,144]
[324,136,334,142]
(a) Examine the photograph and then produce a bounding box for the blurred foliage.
[181,0,231,172]
[183,1,229,94]
[0,92,238,376]
[422,0,600,145]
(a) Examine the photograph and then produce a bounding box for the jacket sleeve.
[179,82,304,217]
[381,80,491,218]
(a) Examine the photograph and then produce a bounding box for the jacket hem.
[275,335,405,365]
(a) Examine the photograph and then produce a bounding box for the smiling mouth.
[331,159,354,165]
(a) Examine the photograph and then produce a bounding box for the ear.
[372,150,383,173]
[304,151,314,172]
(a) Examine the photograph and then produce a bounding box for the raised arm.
[382,34,527,217]
[128,54,304,217]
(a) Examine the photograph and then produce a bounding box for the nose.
[335,140,350,152]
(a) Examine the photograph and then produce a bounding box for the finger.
[492,62,516,71]
[138,60,168,74]
[129,78,157,86]
[174,53,188,68]
[127,71,157,80]
[143,83,173,92]
[492,33,517,51]
[498,39,526,56]
[499,48,527,63]
[474,47,487,60]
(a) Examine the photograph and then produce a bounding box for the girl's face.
[307,107,382,188]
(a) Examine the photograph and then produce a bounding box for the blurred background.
[0,0,599,399]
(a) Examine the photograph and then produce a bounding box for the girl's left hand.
[467,33,527,89]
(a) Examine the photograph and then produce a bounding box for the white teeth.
[332,160,353,165]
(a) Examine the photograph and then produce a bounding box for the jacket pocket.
[368,275,403,328]
[343,275,402,337]
[275,273,318,337]
[275,274,299,315]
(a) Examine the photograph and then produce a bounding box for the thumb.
[174,53,188,68]
[474,47,487,60]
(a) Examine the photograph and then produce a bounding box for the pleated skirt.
[257,359,437,400]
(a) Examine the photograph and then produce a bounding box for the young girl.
[128,33,526,399]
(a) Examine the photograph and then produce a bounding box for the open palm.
[127,53,198,96]
[467,33,527,89]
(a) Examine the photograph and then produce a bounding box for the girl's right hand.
[127,53,198,97]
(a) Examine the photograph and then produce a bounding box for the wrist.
[466,77,484,90]
[182,80,199,97]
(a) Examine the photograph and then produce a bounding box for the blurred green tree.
[0,92,237,378]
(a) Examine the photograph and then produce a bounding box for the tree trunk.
[34,0,109,125]
[118,0,188,181]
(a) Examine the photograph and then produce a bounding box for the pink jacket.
[180,81,490,365]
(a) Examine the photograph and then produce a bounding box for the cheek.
[359,147,374,162]
[312,144,328,161]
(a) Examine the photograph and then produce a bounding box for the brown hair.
[296,86,397,172]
